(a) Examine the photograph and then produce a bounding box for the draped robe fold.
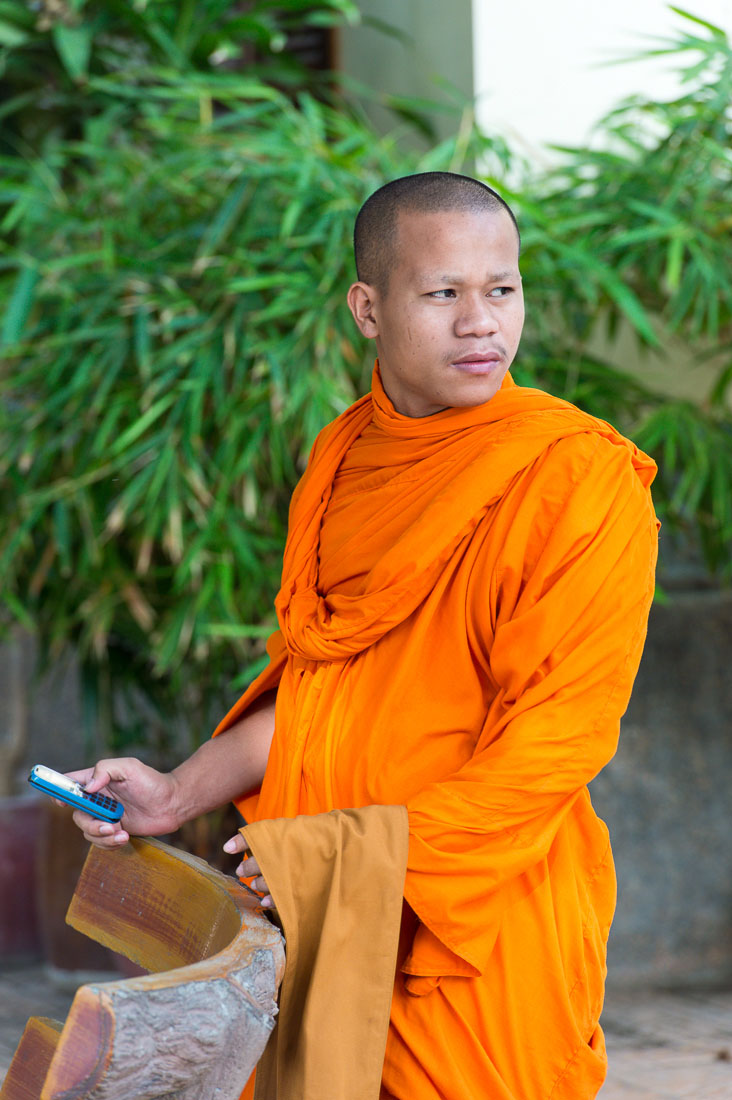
[214,365,659,1100]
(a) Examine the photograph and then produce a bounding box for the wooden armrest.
[66,835,274,972]
[1,837,285,1100]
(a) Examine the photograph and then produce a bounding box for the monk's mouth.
[451,357,501,374]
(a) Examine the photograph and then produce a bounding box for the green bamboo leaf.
[667,266,699,329]
[134,308,153,381]
[42,251,109,273]
[195,176,251,259]
[0,512,37,575]
[155,602,194,670]
[1,590,35,630]
[198,622,274,638]
[0,18,28,47]
[709,361,732,408]
[597,277,659,346]
[705,287,720,342]
[145,443,176,507]
[606,224,674,250]
[710,460,732,536]
[281,196,304,240]
[108,394,177,457]
[227,274,291,292]
[1,264,38,347]
[24,325,122,349]
[52,23,92,82]
[104,460,159,535]
[669,6,727,38]
[216,557,235,615]
[53,501,72,574]
[664,234,685,292]
[625,199,679,225]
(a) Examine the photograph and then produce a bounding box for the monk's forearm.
[169,690,276,825]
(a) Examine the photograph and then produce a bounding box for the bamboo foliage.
[0,21,500,750]
[0,4,731,755]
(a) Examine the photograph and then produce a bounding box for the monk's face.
[348,208,524,417]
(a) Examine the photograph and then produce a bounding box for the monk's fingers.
[72,809,129,848]
[250,881,274,909]
[235,854,261,878]
[223,833,248,855]
[212,824,275,907]
[238,886,275,911]
[234,855,274,909]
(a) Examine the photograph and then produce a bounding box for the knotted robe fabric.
[215,364,659,1100]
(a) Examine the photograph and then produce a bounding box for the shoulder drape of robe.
[214,364,659,1100]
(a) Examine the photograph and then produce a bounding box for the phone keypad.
[86,791,121,810]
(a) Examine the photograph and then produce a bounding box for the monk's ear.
[347,282,380,339]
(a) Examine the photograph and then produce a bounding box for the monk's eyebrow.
[422,270,519,285]
[484,270,519,283]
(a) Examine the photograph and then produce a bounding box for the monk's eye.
[429,289,456,299]
[488,287,513,298]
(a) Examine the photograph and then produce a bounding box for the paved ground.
[0,962,107,1081]
[599,988,732,1099]
[1,963,731,1096]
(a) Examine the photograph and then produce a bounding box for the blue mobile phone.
[28,764,124,823]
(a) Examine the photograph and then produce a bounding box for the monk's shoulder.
[496,427,655,556]
[494,384,653,489]
[481,427,657,606]
[535,428,638,485]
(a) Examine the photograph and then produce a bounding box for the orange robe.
[215,365,659,1100]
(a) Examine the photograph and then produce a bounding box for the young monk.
[69,173,659,1099]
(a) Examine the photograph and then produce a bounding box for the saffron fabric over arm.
[243,805,408,1100]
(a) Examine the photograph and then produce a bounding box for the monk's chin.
[445,373,505,407]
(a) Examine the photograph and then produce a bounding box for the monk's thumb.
[223,834,247,854]
[84,767,111,793]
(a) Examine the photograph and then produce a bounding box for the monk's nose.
[454,299,499,337]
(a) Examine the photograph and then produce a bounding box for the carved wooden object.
[0,837,285,1100]
[0,1018,62,1100]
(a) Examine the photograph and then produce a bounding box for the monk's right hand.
[66,758,180,849]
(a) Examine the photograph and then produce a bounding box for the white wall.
[472,1,732,164]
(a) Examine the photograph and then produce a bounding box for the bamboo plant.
[0,3,730,762]
[0,1,501,756]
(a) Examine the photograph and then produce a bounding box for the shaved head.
[354,172,519,294]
